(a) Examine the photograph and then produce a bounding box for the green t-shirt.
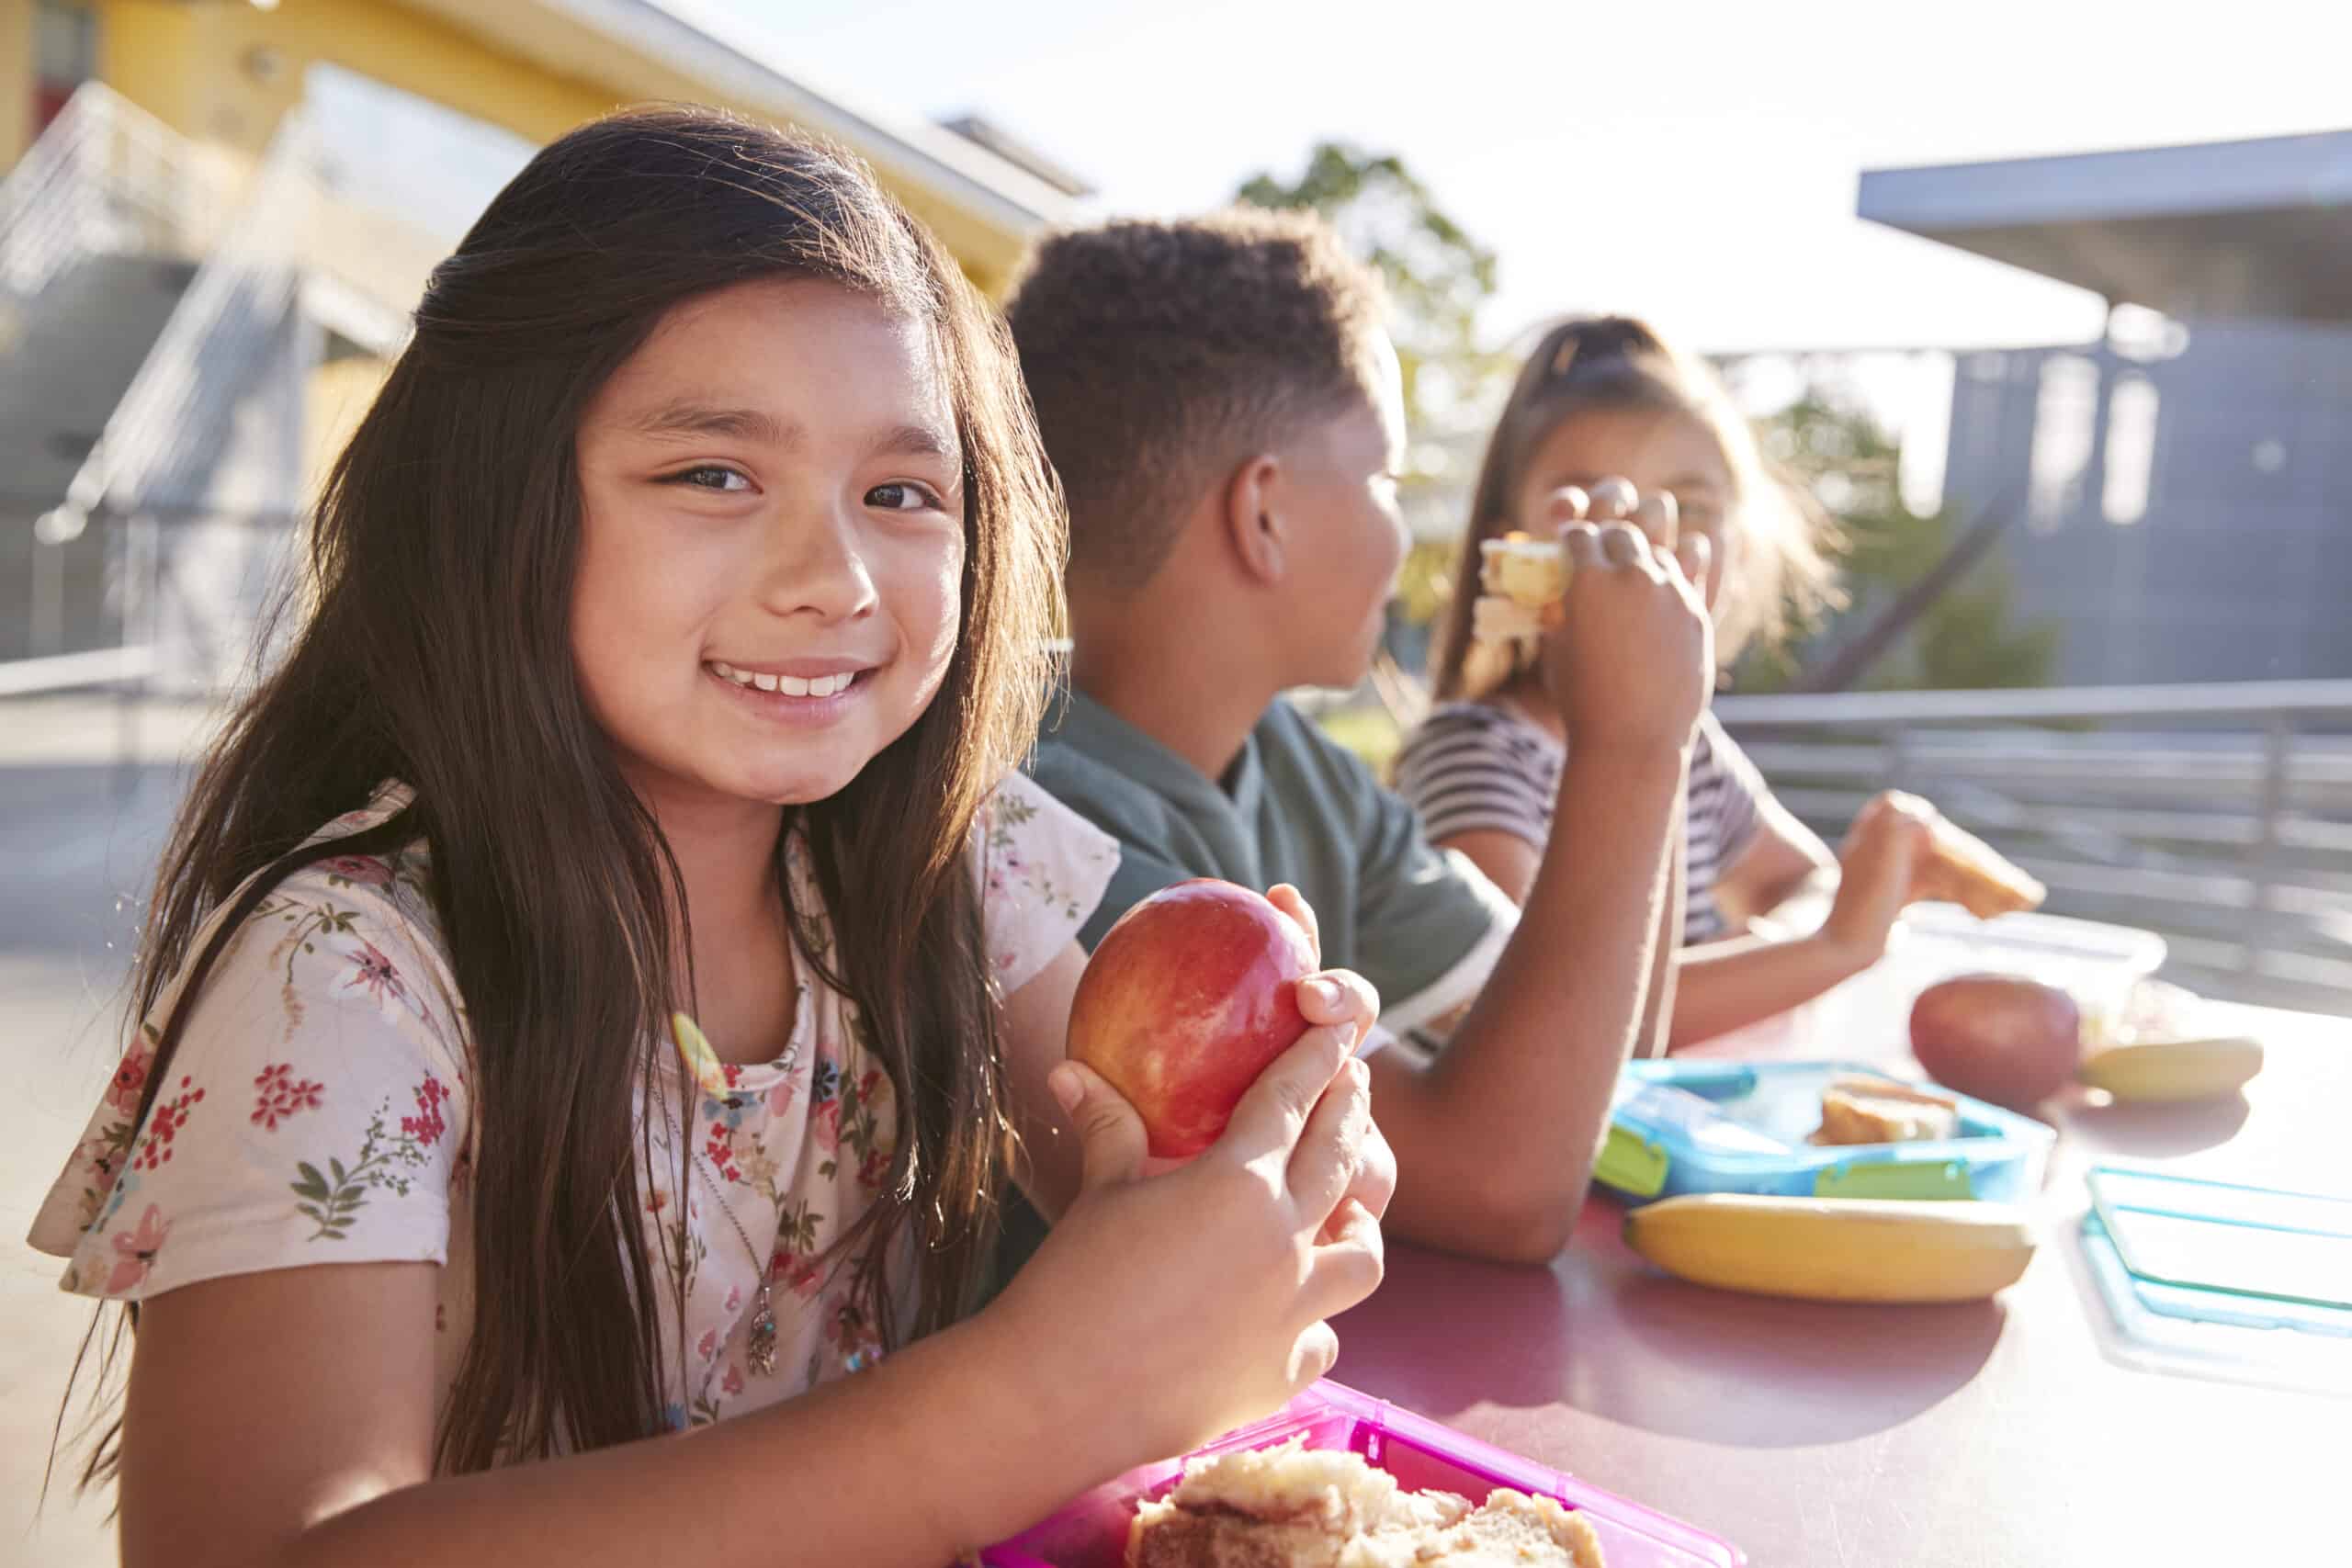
[1026,688,1515,1034]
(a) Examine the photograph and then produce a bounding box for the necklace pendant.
[746,1284,779,1377]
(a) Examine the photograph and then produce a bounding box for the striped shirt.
[1392,705,1770,945]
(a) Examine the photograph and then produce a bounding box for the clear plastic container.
[2076,1166,2352,1396]
[981,1380,1743,1567]
[1797,904,2167,1058]
[1595,1058,2055,1204]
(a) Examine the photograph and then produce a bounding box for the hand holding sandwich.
[1533,481,1715,759]
[1825,790,2047,967]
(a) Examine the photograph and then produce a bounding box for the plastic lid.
[1898,905,2167,972]
[982,1381,1745,1567]
[2087,1165,2352,1314]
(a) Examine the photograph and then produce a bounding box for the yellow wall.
[303,351,390,493]
[85,0,1023,292]
[0,0,35,172]
[96,0,618,160]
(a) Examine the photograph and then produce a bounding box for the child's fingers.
[1884,789,1936,821]
[1320,1195,1382,1250]
[1587,476,1638,522]
[1049,1060,1149,1194]
[1284,1055,1373,1226]
[1634,490,1679,549]
[1306,1198,1385,1320]
[1287,1319,1343,1393]
[1598,521,1655,574]
[1342,1122,1396,1224]
[1266,882,1321,964]
[1674,531,1712,592]
[1540,486,1591,527]
[1887,813,1941,898]
[1212,1026,1353,1170]
[1315,1122,1396,1242]
[1558,521,1603,569]
[1295,966,1377,1047]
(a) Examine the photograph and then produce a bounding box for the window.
[2101,374,2159,525]
[1899,351,1956,518]
[2028,354,2099,532]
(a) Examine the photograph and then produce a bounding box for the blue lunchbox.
[1595,1058,2055,1204]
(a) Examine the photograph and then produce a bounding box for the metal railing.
[5,85,236,688]
[9,94,440,695]
[1716,681,2352,1017]
[18,109,321,694]
[0,82,227,299]
[51,111,321,529]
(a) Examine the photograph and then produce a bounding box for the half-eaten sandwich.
[1127,1437,1604,1568]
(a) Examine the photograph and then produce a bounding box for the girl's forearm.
[1666,931,1869,1052]
[277,1311,1098,1568]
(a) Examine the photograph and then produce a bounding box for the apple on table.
[1910,973,2083,1110]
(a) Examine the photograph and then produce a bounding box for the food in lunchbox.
[1809,1073,1961,1145]
[1909,974,2082,1108]
[1623,1193,2038,1303]
[1914,817,2045,920]
[1127,1437,1603,1568]
[1067,879,1317,1159]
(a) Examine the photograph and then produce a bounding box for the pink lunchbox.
[980,1380,1743,1567]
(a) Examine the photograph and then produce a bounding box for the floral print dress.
[28,773,1116,1439]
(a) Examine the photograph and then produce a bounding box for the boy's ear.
[1221,453,1287,586]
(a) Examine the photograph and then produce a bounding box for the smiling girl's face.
[569,278,966,812]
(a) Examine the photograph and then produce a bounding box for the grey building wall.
[1942,320,2352,685]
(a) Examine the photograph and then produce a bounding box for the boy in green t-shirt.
[1010,210,1713,1263]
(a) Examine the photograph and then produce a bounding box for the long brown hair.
[1430,315,1840,701]
[70,107,1064,1479]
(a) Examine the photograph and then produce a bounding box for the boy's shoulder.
[1027,709,1203,853]
[1027,689,1401,861]
[1252,697,1386,807]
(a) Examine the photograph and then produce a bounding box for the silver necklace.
[671,976,808,1382]
[690,1147,781,1377]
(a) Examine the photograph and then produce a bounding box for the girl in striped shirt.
[1399,316,1964,1049]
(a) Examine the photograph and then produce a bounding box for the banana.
[1623,1194,2038,1303]
[2078,1035,2264,1102]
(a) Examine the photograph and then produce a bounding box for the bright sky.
[739,0,2349,356]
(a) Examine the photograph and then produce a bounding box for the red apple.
[1910,974,2082,1108]
[1067,879,1318,1159]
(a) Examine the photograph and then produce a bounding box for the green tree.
[1236,142,1505,456]
[1736,391,2056,694]
[1238,144,1503,688]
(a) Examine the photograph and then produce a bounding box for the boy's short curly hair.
[1005,209,1389,593]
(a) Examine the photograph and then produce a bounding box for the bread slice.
[1462,591,1554,699]
[1398,1489,1605,1568]
[1478,533,1569,609]
[1812,1073,1962,1145]
[1126,1438,1601,1568]
[1918,818,2044,920]
[1468,533,1568,686]
[1470,593,1548,656]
